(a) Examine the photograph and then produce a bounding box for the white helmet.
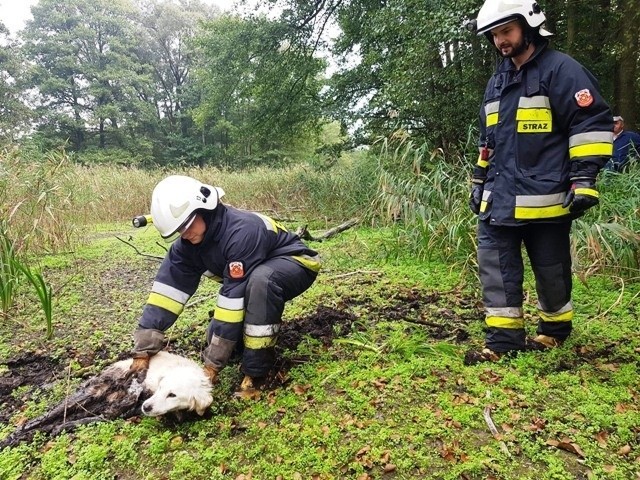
[150,175,225,239]
[475,0,552,36]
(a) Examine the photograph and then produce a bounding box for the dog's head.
[141,367,213,417]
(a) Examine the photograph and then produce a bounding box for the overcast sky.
[0,0,236,35]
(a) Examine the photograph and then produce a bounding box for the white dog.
[109,351,213,417]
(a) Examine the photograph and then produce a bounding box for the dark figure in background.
[466,0,613,363]
[604,116,640,172]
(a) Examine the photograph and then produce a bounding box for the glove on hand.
[469,184,484,215]
[126,355,150,382]
[562,180,599,213]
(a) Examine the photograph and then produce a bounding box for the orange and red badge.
[229,261,244,279]
[574,89,594,108]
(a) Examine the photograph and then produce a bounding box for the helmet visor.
[162,214,196,243]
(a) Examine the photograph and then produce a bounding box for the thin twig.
[483,405,511,457]
[328,270,382,279]
[63,362,72,425]
[114,236,164,261]
[185,294,217,308]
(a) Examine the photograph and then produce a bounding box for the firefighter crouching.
[128,175,321,395]
[466,0,613,363]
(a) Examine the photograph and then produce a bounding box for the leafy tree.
[137,0,218,163]
[192,14,326,166]
[0,22,32,143]
[22,0,154,153]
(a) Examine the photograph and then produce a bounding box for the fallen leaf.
[603,465,616,473]
[524,417,546,432]
[618,444,632,456]
[383,463,396,473]
[501,423,514,433]
[595,431,608,448]
[293,384,311,395]
[356,445,371,457]
[546,437,585,458]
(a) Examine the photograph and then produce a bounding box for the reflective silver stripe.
[484,101,500,116]
[216,294,244,310]
[482,189,492,201]
[252,212,277,232]
[515,192,566,207]
[518,95,550,108]
[151,281,190,304]
[245,324,280,337]
[537,300,573,315]
[569,131,613,147]
[485,307,523,318]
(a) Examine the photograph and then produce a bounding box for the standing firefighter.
[465,1,613,363]
[129,175,321,394]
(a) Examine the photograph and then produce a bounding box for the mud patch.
[0,354,60,424]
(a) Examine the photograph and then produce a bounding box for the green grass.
[1,144,639,479]
[0,224,638,480]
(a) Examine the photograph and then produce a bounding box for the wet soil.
[0,288,468,433]
[0,283,632,447]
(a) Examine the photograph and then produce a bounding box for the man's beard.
[499,38,529,58]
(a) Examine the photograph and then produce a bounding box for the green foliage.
[571,162,640,274]
[192,14,326,166]
[14,262,54,340]
[371,137,476,263]
[0,225,19,315]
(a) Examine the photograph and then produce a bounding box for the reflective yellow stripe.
[569,143,614,158]
[486,112,498,127]
[253,212,288,233]
[477,157,489,168]
[574,187,599,198]
[147,292,184,315]
[480,200,488,213]
[516,108,552,121]
[292,255,321,273]
[213,307,245,323]
[539,310,573,322]
[515,204,569,219]
[486,316,524,329]
[244,335,277,349]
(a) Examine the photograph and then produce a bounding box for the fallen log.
[295,218,359,242]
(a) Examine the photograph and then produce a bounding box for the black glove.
[469,184,484,215]
[562,179,599,213]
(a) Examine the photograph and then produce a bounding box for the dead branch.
[483,405,512,457]
[296,218,359,242]
[328,270,382,279]
[115,236,164,261]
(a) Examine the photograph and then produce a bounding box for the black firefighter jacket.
[138,204,320,332]
[474,41,613,226]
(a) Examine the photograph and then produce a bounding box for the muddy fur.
[0,352,212,448]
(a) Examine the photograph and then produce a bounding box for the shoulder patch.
[574,89,594,108]
[228,261,244,279]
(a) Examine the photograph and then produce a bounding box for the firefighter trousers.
[477,220,573,352]
[206,256,318,377]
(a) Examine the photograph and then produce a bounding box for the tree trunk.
[616,0,640,128]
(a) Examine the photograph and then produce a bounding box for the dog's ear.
[190,390,214,416]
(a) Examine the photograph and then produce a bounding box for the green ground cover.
[1,223,638,480]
